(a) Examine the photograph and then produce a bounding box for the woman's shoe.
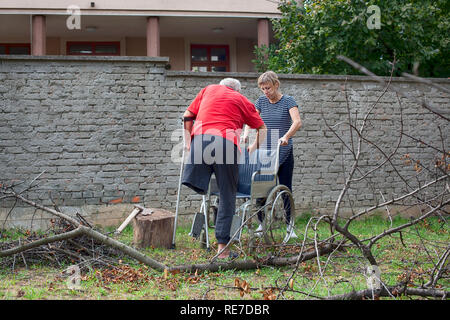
[283,223,298,243]
[254,224,263,238]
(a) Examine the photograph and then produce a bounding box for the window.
[191,44,229,72]
[0,44,30,55]
[67,42,120,56]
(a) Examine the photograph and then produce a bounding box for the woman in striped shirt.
[243,71,302,239]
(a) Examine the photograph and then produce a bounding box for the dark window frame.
[0,43,31,55]
[66,41,121,56]
[191,44,230,72]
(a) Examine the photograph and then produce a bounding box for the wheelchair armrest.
[251,170,277,182]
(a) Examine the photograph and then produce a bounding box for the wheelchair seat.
[210,147,278,198]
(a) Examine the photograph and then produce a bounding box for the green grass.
[0,214,448,300]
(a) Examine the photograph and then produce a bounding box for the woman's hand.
[247,142,258,154]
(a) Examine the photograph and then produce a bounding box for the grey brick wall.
[1,55,448,228]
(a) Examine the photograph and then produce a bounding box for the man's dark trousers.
[181,134,240,244]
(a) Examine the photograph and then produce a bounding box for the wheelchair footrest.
[189,212,205,239]
[230,214,244,242]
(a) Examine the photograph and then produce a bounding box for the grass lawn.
[0,214,448,300]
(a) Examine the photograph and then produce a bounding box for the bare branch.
[337,55,450,121]
[327,285,449,300]
[401,72,450,95]
[0,227,83,258]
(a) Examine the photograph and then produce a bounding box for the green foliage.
[254,0,449,77]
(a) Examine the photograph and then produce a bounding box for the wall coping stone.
[0,55,448,84]
[0,54,170,64]
[167,70,450,84]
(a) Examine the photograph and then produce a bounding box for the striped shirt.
[255,95,298,165]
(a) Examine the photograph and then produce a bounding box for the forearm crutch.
[171,144,184,249]
[171,117,195,249]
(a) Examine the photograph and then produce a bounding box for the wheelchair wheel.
[263,184,295,246]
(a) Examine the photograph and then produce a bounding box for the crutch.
[172,117,211,250]
[171,121,187,249]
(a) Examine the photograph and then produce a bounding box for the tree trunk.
[133,208,175,249]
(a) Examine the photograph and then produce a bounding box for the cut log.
[133,208,175,249]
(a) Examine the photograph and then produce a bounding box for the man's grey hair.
[219,78,241,92]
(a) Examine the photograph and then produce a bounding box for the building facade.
[0,0,280,72]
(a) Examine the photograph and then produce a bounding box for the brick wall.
[1,55,448,228]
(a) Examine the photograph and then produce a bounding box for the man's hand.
[279,136,289,146]
[183,110,196,151]
[184,141,191,151]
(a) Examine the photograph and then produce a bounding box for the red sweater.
[187,84,264,147]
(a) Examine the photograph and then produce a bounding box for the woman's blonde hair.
[257,71,280,88]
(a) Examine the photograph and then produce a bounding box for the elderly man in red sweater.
[182,78,266,260]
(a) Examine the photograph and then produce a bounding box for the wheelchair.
[176,140,296,250]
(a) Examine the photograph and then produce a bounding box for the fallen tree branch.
[1,190,168,272]
[2,188,339,274]
[11,191,80,227]
[368,198,450,247]
[4,189,336,272]
[0,224,168,272]
[327,284,449,300]
[0,189,338,274]
[79,225,167,272]
[0,227,83,257]
[169,243,339,273]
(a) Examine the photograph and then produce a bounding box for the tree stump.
[133,208,175,249]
